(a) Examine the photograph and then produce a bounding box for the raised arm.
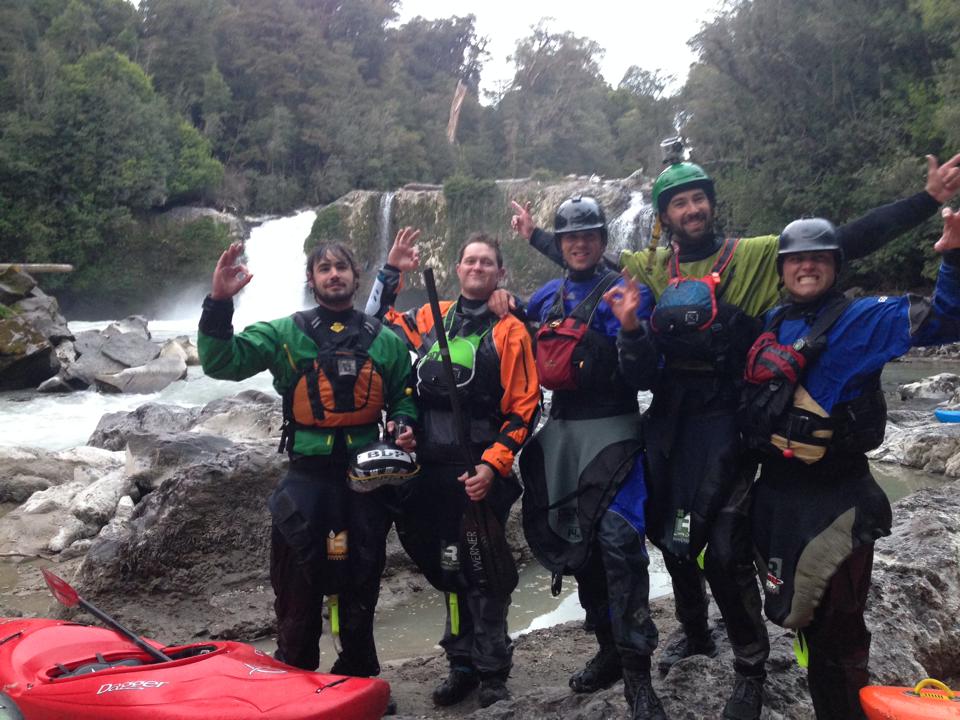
[364,226,420,320]
[838,153,960,261]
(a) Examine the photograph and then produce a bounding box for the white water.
[0,210,319,451]
[608,190,654,253]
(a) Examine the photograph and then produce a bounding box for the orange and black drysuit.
[368,265,540,680]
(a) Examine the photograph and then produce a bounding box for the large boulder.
[99,332,160,368]
[0,267,36,304]
[75,438,285,641]
[13,288,72,343]
[93,355,187,394]
[0,446,124,503]
[898,372,960,401]
[88,402,201,451]
[0,313,59,391]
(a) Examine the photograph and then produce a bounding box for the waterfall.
[376,191,396,268]
[233,210,316,329]
[608,191,654,254]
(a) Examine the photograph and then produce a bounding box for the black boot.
[478,676,511,708]
[722,673,764,720]
[432,666,479,706]
[623,664,667,720]
[569,645,623,693]
[657,624,718,675]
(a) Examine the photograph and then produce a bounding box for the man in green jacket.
[198,241,418,710]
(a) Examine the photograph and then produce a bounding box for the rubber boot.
[657,623,717,676]
[722,672,764,720]
[432,666,479,706]
[623,659,667,720]
[569,644,623,693]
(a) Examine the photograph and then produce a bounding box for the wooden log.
[0,263,74,273]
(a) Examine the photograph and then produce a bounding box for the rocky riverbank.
[0,383,958,719]
[383,475,960,719]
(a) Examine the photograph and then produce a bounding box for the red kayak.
[861,678,960,719]
[0,617,389,719]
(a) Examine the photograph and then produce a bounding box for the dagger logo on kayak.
[97,680,168,694]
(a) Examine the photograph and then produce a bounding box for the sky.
[394,0,725,97]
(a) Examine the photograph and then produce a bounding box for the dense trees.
[1,0,958,311]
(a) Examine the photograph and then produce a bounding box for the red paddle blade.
[42,568,80,608]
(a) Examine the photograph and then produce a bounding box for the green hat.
[651,162,715,213]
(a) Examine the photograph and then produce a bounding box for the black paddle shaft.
[421,268,518,598]
[422,268,475,475]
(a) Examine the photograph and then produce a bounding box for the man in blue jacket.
[517,196,664,720]
[740,208,960,719]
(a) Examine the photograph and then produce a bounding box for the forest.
[1,0,958,309]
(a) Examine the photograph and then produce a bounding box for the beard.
[667,211,714,246]
[314,283,356,306]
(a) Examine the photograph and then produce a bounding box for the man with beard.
[365,229,540,709]
[740,209,960,719]
[511,149,960,719]
[197,241,418,715]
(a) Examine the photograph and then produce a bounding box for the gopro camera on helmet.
[660,136,685,165]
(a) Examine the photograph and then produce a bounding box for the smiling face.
[558,229,605,272]
[660,188,715,245]
[307,249,358,309]
[781,251,838,302]
[456,241,505,300]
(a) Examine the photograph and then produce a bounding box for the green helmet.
[651,162,716,213]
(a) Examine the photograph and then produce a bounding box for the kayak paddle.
[41,568,173,663]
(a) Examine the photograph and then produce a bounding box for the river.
[0,211,955,662]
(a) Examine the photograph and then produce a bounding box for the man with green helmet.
[512,145,960,720]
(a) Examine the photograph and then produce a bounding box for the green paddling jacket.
[198,297,418,457]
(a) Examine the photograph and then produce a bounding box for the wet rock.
[0,267,36,304]
[69,468,132,525]
[0,446,124,501]
[100,331,161,368]
[160,336,199,366]
[76,440,284,641]
[13,290,72,343]
[124,432,236,492]
[0,314,59,391]
[88,402,201,450]
[0,479,97,557]
[93,355,187,394]
[898,372,960,401]
[103,315,151,340]
[193,390,283,441]
[900,425,960,473]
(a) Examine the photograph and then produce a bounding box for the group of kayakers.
[198,144,960,720]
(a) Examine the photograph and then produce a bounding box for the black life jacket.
[740,295,887,463]
[651,237,758,376]
[414,304,504,462]
[279,309,384,454]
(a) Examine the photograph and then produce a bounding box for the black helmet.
[777,218,843,275]
[347,438,419,493]
[554,196,608,243]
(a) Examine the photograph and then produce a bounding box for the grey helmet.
[777,218,843,275]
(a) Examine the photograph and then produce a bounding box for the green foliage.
[681,0,955,290]
[308,205,344,244]
[443,174,500,243]
[0,304,16,320]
